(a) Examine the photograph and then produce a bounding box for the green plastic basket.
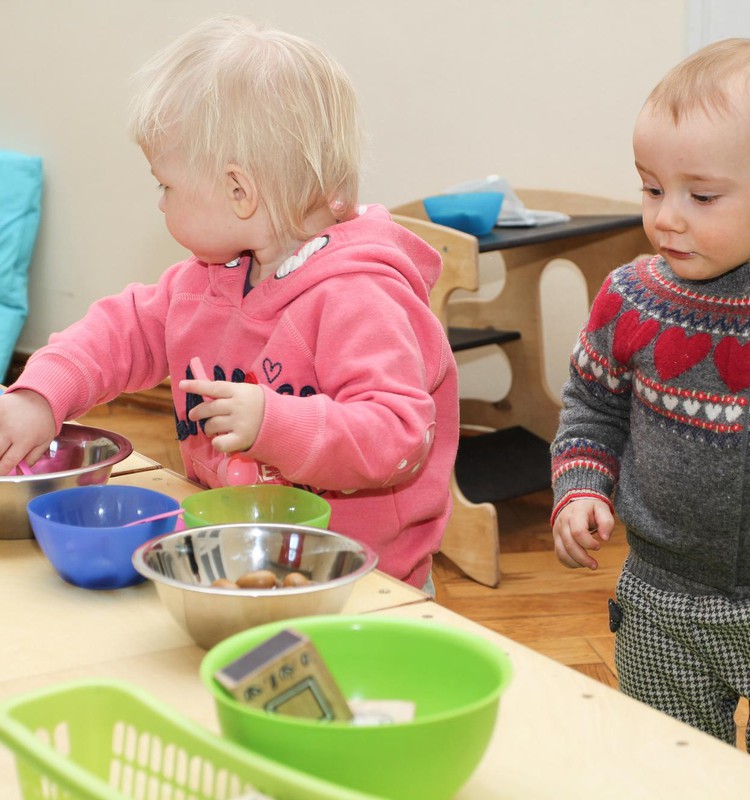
[0,679,381,800]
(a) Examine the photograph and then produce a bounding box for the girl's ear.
[225,165,257,220]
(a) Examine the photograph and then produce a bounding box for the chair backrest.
[390,213,479,330]
[389,209,500,588]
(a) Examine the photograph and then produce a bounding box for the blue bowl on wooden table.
[423,191,504,236]
[27,484,180,589]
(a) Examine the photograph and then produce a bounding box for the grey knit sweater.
[552,255,750,598]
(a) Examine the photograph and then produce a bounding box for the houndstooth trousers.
[615,566,750,747]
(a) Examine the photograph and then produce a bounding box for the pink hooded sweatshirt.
[13,205,459,587]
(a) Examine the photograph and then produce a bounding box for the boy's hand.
[180,378,265,454]
[552,497,615,570]
[0,389,56,475]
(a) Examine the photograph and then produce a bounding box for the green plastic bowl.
[201,615,512,800]
[182,485,331,529]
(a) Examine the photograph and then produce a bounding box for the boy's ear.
[225,165,257,219]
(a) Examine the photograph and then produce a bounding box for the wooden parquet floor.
[76,397,750,747]
[433,489,624,689]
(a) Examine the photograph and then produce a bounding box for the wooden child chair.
[391,212,502,588]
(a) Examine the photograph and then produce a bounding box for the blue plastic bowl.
[27,485,181,589]
[423,191,504,236]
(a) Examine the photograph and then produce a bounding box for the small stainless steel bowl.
[132,523,379,649]
[0,422,133,540]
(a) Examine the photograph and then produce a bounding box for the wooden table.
[477,213,643,253]
[456,212,652,443]
[452,212,650,503]
[450,211,651,584]
[391,192,652,443]
[1,466,749,798]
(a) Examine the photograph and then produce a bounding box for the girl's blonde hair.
[645,37,750,122]
[129,16,362,242]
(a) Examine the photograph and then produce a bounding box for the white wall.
[1,0,689,354]
[687,0,750,48]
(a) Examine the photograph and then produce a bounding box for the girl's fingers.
[180,378,218,401]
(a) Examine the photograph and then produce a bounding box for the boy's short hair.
[129,16,362,242]
[645,37,750,122]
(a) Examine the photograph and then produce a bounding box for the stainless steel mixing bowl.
[132,523,379,649]
[0,422,133,539]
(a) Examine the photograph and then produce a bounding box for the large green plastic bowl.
[182,484,331,529]
[201,615,512,800]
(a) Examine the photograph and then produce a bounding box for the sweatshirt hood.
[249,204,442,310]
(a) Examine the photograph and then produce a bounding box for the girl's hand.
[180,378,265,454]
[0,389,56,475]
[552,497,615,570]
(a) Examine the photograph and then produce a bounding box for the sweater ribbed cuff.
[8,352,94,431]
[550,490,615,526]
[250,387,323,480]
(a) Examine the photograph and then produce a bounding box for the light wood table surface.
[382,603,750,798]
[1,467,750,798]
[113,449,162,474]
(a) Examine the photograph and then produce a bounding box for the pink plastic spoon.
[9,459,34,476]
[189,357,215,400]
[122,508,184,528]
[190,356,260,486]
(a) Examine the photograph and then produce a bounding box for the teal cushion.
[0,151,42,380]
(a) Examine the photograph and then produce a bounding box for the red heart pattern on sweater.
[653,328,712,381]
[714,337,750,392]
[612,310,660,364]
[587,278,623,332]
